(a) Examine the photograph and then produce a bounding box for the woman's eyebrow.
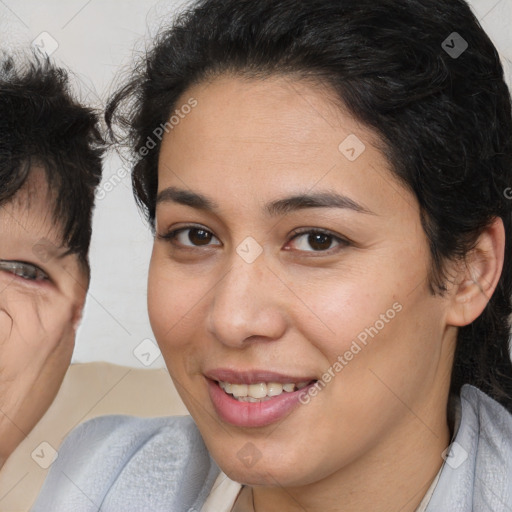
[156,186,376,216]
[266,192,375,216]
[156,186,217,211]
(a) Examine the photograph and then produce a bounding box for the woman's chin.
[221,465,301,487]
[210,449,322,488]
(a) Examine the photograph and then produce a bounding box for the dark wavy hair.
[0,54,103,272]
[106,0,512,410]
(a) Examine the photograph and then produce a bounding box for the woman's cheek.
[296,280,373,343]
[147,266,174,343]
[148,264,202,348]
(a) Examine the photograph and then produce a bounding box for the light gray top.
[32,384,512,511]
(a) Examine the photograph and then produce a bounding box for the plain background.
[0,0,510,369]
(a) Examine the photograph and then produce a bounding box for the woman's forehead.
[157,75,416,220]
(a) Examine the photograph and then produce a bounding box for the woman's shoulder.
[460,383,512,442]
[55,413,201,452]
[45,414,205,473]
[426,384,512,511]
[31,414,220,512]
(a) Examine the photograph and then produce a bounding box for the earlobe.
[446,217,505,327]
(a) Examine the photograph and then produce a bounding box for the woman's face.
[0,168,88,463]
[149,75,456,487]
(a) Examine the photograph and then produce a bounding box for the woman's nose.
[206,250,288,348]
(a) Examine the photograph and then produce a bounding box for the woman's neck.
[249,407,451,512]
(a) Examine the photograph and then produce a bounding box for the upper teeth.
[219,381,310,400]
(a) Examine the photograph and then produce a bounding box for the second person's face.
[0,168,88,464]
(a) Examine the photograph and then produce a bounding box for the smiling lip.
[205,368,317,385]
[205,368,317,428]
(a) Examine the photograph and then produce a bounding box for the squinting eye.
[162,227,221,247]
[288,230,347,252]
[0,260,49,281]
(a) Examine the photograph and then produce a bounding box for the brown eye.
[161,226,221,248]
[288,230,348,253]
[188,228,214,246]
[307,233,333,251]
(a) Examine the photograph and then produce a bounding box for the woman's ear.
[446,217,505,327]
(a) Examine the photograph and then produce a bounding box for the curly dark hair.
[0,53,103,272]
[106,0,512,410]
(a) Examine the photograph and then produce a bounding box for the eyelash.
[0,260,50,282]
[158,224,350,254]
